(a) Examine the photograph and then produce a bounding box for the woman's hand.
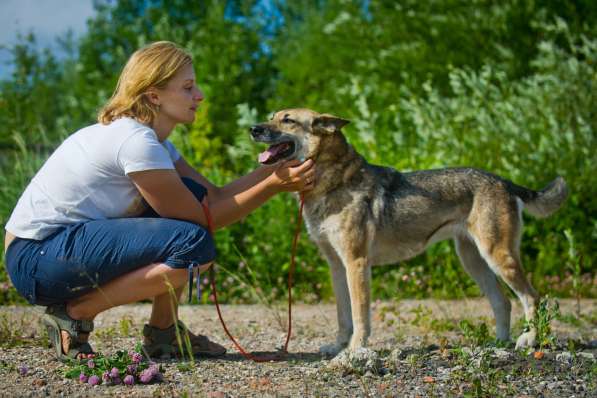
[267,159,315,193]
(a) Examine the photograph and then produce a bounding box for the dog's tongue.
[258,143,288,164]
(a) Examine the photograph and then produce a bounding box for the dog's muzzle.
[249,125,298,165]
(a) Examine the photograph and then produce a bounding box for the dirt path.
[0,299,595,397]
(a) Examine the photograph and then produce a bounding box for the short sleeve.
[162,139,181,163]
[118,129,175,174]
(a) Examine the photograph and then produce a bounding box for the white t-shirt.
[5,117,181,240]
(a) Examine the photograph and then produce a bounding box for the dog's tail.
[509,176,568,218]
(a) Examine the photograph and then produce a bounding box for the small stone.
[388,348,405,362]
[555,352,572,363]
[328,348,382,375]
[32,378,46,387]
[547,381,560,389]
[461,347,473,356]
[493,348,511,360]
[578,352,594,360]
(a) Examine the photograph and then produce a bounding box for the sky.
[0,0,96,79]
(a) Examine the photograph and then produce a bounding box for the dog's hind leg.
[468,195,539,349]
[318,242,353,356]
[455,236,511,341]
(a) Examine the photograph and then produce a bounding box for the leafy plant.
[528,296,560,350]
[458,319,492,347]
[564,229,583,316]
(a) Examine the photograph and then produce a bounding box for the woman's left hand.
[266,159,315,193]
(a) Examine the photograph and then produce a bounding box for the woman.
[3,41,314,361]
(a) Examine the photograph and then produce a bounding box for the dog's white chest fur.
[303,208,340,244]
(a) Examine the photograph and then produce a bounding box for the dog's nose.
[249,125,264,137]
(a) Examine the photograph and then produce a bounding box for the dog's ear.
[312,114,350,134]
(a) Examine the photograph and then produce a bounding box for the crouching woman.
[3,41,314,361]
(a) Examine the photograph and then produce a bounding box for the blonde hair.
[98,41,193,125]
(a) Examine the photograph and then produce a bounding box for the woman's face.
[154,63,204,125]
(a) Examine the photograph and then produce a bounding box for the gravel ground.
[0,298,595,397]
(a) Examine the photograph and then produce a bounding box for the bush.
[1,1,595,304]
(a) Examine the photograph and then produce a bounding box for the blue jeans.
[5,178,215,306]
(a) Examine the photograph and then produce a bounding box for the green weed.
[409,304,457,334]
[529,296,560,350]
[557,312,583,327]
[458,319,492,347]
[118,316,134,337]
[94,327,117,340]
[0,312,42,348]
[564,229,583,316]
[165,281,195,367]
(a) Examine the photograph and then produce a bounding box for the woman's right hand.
[267,159,315,193]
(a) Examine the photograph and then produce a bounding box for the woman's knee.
[166,223,216,267]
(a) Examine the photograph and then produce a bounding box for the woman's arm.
[129,169,210,227]
[208,159,313,229]
[130,159,314,230]
[174,156,278,202]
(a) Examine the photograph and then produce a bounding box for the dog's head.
[249,108,350,165]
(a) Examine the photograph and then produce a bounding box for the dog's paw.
[327,347,382,375]
[319,343,345,358]
[515,331,537,350]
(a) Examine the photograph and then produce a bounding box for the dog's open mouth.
[258,141,295,164]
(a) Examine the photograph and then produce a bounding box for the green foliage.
[529,296,560,350]
[1,0,596,304]
[458,319,493,346]
[409,304,457,332]
[0,313,27,348]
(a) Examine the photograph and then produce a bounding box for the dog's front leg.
[318,243,352,356]
[345,257,371,350]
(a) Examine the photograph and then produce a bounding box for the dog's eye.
[282,118,297,124]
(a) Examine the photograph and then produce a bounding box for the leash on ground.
[199,194,305,362]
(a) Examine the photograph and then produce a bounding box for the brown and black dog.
[250,108,568,358]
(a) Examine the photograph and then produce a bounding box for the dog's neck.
[305,132,365,198]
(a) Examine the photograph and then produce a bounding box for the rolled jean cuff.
[163,228,216,269]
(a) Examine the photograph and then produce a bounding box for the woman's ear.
[145,88,161,106]
[312,114,350,134]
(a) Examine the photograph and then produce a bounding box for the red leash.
[200,194,305,362]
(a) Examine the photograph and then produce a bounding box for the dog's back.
[306,151,568,265]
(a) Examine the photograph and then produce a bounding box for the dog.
[250,108,568,357]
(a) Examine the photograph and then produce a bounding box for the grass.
[0,312,47,349]
[458,319,493,347]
